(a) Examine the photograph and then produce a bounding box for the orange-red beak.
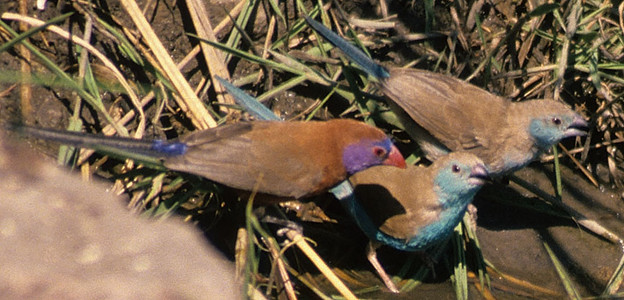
[383,145,406,168]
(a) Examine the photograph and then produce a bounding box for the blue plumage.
[215,76,281,121]
[151,140,188,156]
[348,152,488,292]
[305,16,390,79]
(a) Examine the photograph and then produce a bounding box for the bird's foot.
[279,200,337,223]
[466,203,478,231]
[261,215,303,233]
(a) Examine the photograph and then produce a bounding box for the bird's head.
[342,138,406,175]
[526,100,588,149]
[433,152,489,205]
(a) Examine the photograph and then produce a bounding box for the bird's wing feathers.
[179,122,254,146]
[165,128,260,192]
[350,165,439,240]
[166,122,327,199]
[383,69,507,152]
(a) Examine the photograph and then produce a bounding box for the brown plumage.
[305,17,588,176]
[15,119,406,200]
[348,152,489,292]
[381,69,587,175]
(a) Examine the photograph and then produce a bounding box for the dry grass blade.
[485,264,561,297]
[553,0,582,101]
[467,272,495,300]
[603,245,624,295]
[280,228,357,300]
[558,143,599,187]
[119,0,216,129]
[3,12,148,137]
[17,0,32,125]
[0,18,128,137]
[263,237,296,300]
[185,0,234,113]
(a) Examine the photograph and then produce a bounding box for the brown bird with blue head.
[305,16,588,177]
[346,152,489,292]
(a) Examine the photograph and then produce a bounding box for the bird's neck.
[496,102,544,172]
[404,190,472,249]
[401,183,477,248]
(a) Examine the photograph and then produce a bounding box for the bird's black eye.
[373,146,387,158]
[552,117,561,125]
[452,164,461,173]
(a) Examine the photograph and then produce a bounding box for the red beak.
[383,145,406,168]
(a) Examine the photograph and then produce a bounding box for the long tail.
[305,16,390,79]
[14,125,187,158]
[215,76,281,121]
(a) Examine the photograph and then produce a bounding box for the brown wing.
[349,165,441,240]
[164,121,344,199]
[382,69,509,152]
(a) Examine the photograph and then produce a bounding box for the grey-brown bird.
[305,17,588,176]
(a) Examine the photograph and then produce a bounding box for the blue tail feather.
[304,16,390,79]
[215,76,281,121]
[16,125,186,157]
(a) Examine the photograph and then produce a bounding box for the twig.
[279,228,357,300]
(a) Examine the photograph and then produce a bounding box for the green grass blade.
[0,19,128,136]
[0,12,73,53]
[543,240,582,299]
[452,222,468,300]
[603,248,624,296]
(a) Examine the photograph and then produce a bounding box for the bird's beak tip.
[565,116,589,138]
[470,164,491,184]
[384,146,407,169]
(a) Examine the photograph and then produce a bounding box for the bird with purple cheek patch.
[305,16,588,177]
[15,119,406,200]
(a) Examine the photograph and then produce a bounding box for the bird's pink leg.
[366,241,400,293]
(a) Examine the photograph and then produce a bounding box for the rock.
[0,136,239,299]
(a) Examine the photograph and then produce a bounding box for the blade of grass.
[0,16,128,136]
[552,145,563,201]
[281,228,357,300]
[256,75,306,103]
[2,12,148,136]
[603,243,624,295]
[215,76,280,121]
[463,213,490,291]
[223,0,257,63]
[189,34,306,76]
[542,240,582,299]
[510,175,622,243]
[452,222,468,300]
[119,0,216,129]
[0,12,73,53]
[185,0,235,112]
